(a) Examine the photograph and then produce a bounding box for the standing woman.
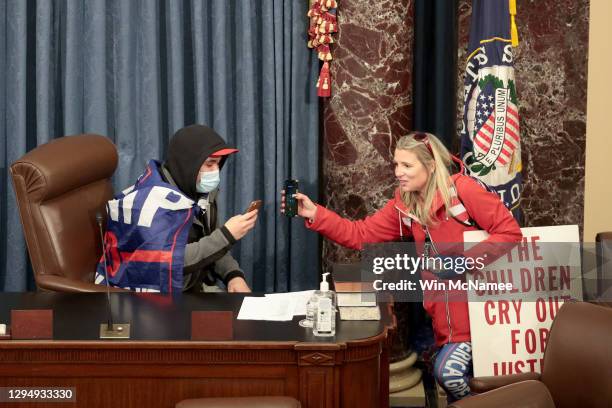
[281,132,522,401]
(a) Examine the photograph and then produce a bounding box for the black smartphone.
[284,179,299,217]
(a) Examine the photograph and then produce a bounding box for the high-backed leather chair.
[10,134,125,292]
[449,301,612,408]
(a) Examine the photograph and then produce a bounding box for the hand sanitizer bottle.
[313,273,336,337]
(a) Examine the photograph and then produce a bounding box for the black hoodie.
[164,124,235,200]
[162,125,244,291]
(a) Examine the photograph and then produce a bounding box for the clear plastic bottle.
[299,294,318,328]
[313,273,336,337]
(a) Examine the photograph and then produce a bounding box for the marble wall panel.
[320,0,414,270]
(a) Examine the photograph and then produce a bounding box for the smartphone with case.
[284,179,299,217]
[245,200,262,214]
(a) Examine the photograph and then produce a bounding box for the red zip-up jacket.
[306,174,522,346]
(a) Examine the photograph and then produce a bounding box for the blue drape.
[0,0,320,292]
[413,0,458,149]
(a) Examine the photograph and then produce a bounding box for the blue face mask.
[196,169,220,193]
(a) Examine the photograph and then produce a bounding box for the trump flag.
[460,0,522,222]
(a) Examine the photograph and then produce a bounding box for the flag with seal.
[460,0,522,223]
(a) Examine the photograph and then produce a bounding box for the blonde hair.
[396,132,454,226]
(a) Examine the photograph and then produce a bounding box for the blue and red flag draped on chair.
[460,0,523,223]
[95,160,196,293]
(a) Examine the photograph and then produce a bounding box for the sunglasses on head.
[413,132,433,156]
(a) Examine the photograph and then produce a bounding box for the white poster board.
[464,225,582,377]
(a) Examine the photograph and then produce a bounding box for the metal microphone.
[96,211,130,339]
[96,212,113,330]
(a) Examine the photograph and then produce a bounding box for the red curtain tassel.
[317,62,331,97]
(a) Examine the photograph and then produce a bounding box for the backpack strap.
[449,181,479,228]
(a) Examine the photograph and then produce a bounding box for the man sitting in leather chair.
[96,125,256,293]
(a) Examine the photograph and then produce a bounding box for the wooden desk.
[0,292,395,408]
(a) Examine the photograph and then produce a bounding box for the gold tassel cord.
[509,0,519,47]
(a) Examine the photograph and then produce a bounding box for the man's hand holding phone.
[224,200,261,241]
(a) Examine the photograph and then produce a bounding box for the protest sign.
[464,225,582,376]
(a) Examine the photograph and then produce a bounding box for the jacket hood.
[164,125,236,200]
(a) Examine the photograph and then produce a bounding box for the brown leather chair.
[10,134,126,292]
[175,396,301,408]
[449,301,612,408]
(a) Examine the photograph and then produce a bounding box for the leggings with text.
[433,342,474,402]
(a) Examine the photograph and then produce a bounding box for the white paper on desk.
[265,290,315,316]
[237,296,297,321]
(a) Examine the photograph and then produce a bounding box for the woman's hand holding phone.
[280,190,317,220]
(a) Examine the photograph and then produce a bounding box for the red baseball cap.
[210,148,239,157]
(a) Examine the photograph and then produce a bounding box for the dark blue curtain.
[0,0,320,292]
[413,0,458,150]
